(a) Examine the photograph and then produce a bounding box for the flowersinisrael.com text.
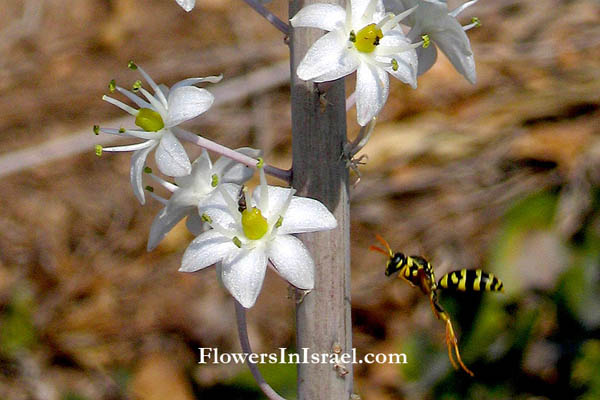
[198,347,407,365]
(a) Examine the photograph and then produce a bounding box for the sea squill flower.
[385,0,480,83]
[96,62,221,204]
[180,162,337,308]
[290,0,420,125]
[146,148,261,251]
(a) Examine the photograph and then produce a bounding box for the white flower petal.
[213,147,262,184]
[312,51,360,83]
[416,44,438,76]
[155,130,192,177]
[177,148,213,185]
[355,61,389,126]
[352,0,386,27]
[432,25,476,84]
[296,30,348,81]
[176,0,195,12]
[166,86,214,127]
[147,205,192,251]
[130,140,157,204]
[252,186,291,220]
[166,187,201,213]
[449,0,478,18]
[268,235,314,290]
[186,212,207,236]
[221,248,268,308]
[180,230,237,272]
[278,196,337,235]
[382,49,418,86]
[290,4,346,31]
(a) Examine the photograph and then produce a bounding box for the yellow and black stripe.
[438,269,503,292]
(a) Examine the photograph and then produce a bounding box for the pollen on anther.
[108,79,116,93]
[211,174,219,187]
[232,236,242,248]
[422,34,431,48]
[128,60,138,70]
[94,144,103,157]
[93,125,100,135]
[275,216,284,228]
[201,213,212,223]
[132,80,142,92]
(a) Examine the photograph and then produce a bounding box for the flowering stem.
[173,127,291,183]
[289,0,353,398]
[242,0,290,37]
[234,300,287,400]
[346,90,357,112]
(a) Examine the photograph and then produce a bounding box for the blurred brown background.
[1,0,599,399]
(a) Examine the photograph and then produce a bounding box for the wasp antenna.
[369,245,389,256]
[374,234,394,257]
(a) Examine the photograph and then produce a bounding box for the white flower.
[385,0,479,83]
[180,165,337,308]
[146,148,261,251]
[98,62,222,204]
[290,0,420,126]
[176,0,195,12]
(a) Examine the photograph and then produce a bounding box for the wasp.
[371,234,503,376]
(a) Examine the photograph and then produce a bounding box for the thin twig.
[173,127,291,183]
[234,300,287,400]
[242,0,290,37]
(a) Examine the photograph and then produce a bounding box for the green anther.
[391,59,399,72]
[201,213,212,223]
[132,80,142,92]
[94,144,102,157]
[135,108,164,132]
[349,31,356,43]
[472,17,481,28]
[93,125,100,135]
[256,157,264,168]
[108,79,116,93]
[144,166,153,174]
[232,236,242,248]
[422,34,431,49]
[275,216,284,228]
[119,127,126,133]
[145,185,154,192]
[354,24,383,53]
[211,174,219,187]
[241,207,269,240]
[128,60,138,70]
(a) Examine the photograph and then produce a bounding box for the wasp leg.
[442,312,474,376]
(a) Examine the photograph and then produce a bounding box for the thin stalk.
[234,300,287,400]
[242,0,290,36]
[173,127,291,183]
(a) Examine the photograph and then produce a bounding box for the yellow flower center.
[353,24,383,53]
[135,108,164,132]
[241,207,269,240]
